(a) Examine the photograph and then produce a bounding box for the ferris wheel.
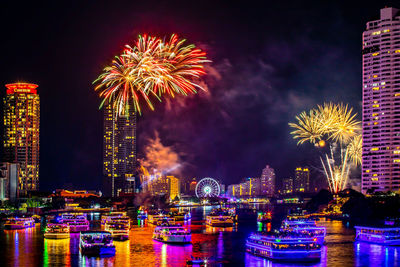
[195,177,221,198]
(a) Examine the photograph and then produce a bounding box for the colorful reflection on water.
[0,208,399,266]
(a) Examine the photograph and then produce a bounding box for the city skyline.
[1,1,396,191]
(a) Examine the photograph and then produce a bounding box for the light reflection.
[43,238,71,267]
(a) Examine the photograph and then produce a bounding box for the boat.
[169,210,191,221]
[61,213,90,232]
[355,226,400,245]
[257,212,272,223]
[148,214,175,225]
[186,256,210,266]
[152,225,191,243]
[104,221,129,241]
[4,217,35,230]
[246,232,321,262]
[79,231,116,256]
[101,212,127,226]
[44,223,70,239]
[137,208,148,220]
[206,209,235,227]
[281,219,326,245]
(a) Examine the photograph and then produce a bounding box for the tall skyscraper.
[362,7,400,193]
[282,177,293,194]
[3,83,40,196]
[103,103,137,197]
[260,165,275,196]
[294,167,310,193]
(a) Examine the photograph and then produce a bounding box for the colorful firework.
[289,102,362,193]
[94,34,209,115]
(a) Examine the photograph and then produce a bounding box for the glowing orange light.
[5,83,38,94]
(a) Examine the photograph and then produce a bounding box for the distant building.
[260,165,275,196]
[3,83,40,196]
[189,178,197,194]
[282,177,293,194]
[145,175,181,201]
[168,176,180,200]
[294,167,310,193]
[50,189,100,198]
[103,102,137,197]
[362,7,400,193]
[247,178,260,196]
[0,163,19,201]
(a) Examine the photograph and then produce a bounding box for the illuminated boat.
[79,231,116,256]
[246,232,321,262]
[152,225,191,244]
[137,208,148,220]
[281,219,326,245]
[101,212,127,226]
[44,223,70,239]
[61,213,89,232]
[169,210,191,221]
[148,214,175,225]
[257,212,272,223]
[206,209,235,227]
[355,226,400,246]
[104,221,129,241]
[4,217,35,230]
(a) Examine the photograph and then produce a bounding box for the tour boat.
[79,231,116,256]
[148,214,175,225]
[101,211,127,226]
[61,213,89,232]
[4,217,35,230]
[169,210,191,221]
[104,221,129,241]
[281,219,326,245]
[206,209,235,227]
[355,226,400,246]
[152,225,191,244]
[246,232,321,262]
[44,223,70,239]
[137,209,148,220]
[257,212,272,223]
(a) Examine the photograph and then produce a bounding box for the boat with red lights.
[79,231,116,256]
[44,223,70,239]
[355,226,400,245]
[61,213,89,232]
[105,221,129,240]
[4,217,35,230]
[152,225,191,244]
[257,212,272,223]
[206,209,235,227]
[246,232,321,262]
[101,211,127,226]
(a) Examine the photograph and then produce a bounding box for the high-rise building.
[0,163,19,201]
[260,165,275,196]
[294,167,310,193]
[3,83,40,196]
[103,102,137,197]
[144,174,180,200]
[362,7,400,193]
[282,177,293,194]
[168,175,180,200]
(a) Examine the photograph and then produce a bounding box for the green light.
[275,239,281,242]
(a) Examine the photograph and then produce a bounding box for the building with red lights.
[3,83,40,196]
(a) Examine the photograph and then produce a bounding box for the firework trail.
[289,102,362,193]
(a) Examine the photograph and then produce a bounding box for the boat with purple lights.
[206,208,235,227]
[281,219,326,245]
[152,225,191,243]
[4,217,35,230]
[355,226,400,246]
[246,232,321,262]
[79,231,116,256]
[61,213,89,232]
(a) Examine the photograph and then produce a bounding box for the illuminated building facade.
[168,175,180,200]
[103,102,137,197]
[0,163,19,201]
[145,175,180,200]
[260,165,275,196]
[362,7,400,193]
[3,83,40,196]
[294,167,310,192]
[282,177,293,194]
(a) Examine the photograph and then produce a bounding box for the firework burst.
[94,34,210,115]
[289,102,362,193]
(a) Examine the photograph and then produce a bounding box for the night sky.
[1,1,398,191]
